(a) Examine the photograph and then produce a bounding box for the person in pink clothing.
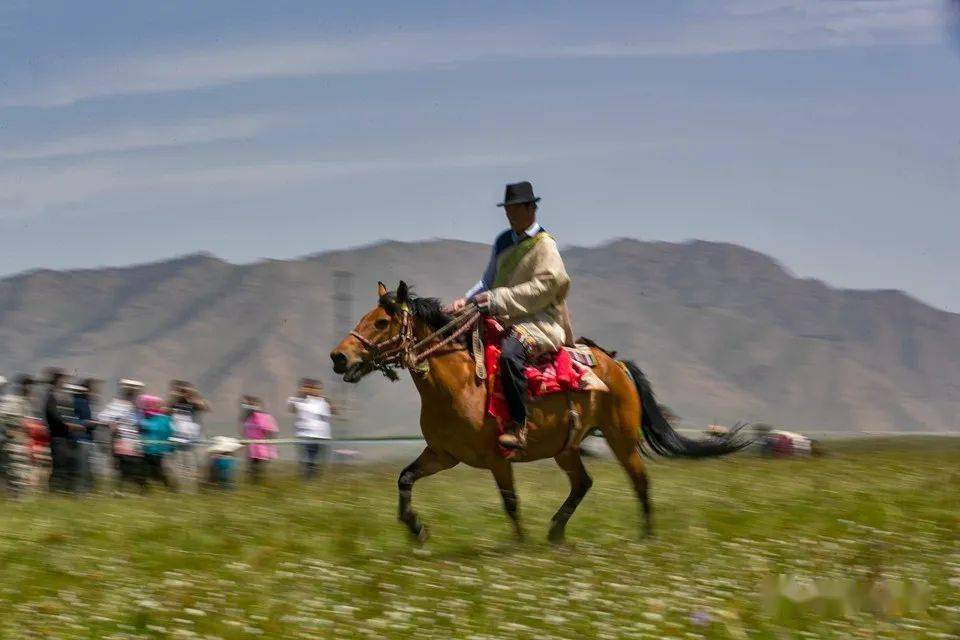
[240,396,277,484]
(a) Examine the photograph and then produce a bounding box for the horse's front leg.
[398,447,458,542]
[491,461,525,540]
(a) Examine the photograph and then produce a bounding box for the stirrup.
[498,421,528,450]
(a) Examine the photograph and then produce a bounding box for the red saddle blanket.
[482,318,591,426]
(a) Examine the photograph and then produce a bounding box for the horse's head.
[331,280,411,383]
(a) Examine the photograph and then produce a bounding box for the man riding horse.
[330,182,751,543]
[446,181,573,452]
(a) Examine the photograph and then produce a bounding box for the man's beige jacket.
[488,233,574,355]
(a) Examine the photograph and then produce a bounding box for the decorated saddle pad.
[480,318,608,429]
[564,344,598,368]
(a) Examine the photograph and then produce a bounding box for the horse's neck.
[408,317,475,398]
[410,317,433,344]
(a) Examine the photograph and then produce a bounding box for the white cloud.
[566,0,942,57]
[0,163,124,216]
[0,0,945,108]
[0,114,282,160]
[0,149,573,220]
[792,0,941,35]
[3,30,531,109]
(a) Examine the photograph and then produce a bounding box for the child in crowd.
[288,378,334,480]
[204,436,242,490]
[168,380,208,489]
[0,375,35,497]
[138,394,176,491]
[241,396,277,484]
[99,380,144,492]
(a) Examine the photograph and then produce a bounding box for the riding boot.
[498,420,528,450]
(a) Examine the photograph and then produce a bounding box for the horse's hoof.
[547,527,565,545]
[413,524,430,544]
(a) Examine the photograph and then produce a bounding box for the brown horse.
[331,281,748,542]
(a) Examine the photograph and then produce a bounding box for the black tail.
[621,360,752,458]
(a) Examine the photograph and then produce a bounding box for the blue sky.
[1,0,959,309]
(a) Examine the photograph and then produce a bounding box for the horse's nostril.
[331,351,348,371]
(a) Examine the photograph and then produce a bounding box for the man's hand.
[443,298,469,315]
[473,292,492,312]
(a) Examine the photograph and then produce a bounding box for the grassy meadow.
[1,438,959,639]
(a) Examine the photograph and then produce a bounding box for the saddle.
[474,318,607,392]
[475,318,607,455]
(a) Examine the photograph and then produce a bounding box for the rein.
[351,304,480,380]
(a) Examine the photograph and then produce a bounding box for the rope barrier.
[140,429,959,447]
[139,435,430,446]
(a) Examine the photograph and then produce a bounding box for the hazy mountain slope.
[1,239,956,434]
[565,240,960,399]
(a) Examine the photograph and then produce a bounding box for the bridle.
[349,303,481,380]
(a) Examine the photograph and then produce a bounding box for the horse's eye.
[374,318,390,330]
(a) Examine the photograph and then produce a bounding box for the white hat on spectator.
[208,436,243,455]
[119,379,144,389]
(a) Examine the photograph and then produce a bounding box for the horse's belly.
[421,426,495,469]
[424,421,570,467]
[418,395,584,468]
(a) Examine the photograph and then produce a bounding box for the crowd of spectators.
[0,371,334,498]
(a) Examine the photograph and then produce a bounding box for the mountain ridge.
[1,237,956,434]
[3,238,950,316]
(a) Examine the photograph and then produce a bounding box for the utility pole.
[331,269,354,421]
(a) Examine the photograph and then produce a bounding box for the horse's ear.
[377,281,387,297]
[397,281,409,304]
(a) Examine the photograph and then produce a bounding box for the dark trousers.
[116,455,145,490]
[0,434,9,490]
[499,334,528,425]
[75,440,95,493]
[49,437,77,493]
[300,441,330,480]
[248,458,266,484]
[143,454,174,490]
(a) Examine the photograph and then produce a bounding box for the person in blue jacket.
[138,394,176,491]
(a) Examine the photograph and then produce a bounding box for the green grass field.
[1,438,959,639]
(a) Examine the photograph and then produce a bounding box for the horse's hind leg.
[490,462,525,540]
[548,449,593,543]
[398,447,458,542]
[606,436,653,537]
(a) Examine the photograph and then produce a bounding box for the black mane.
[379,288,468,343]
[379,289,454,330]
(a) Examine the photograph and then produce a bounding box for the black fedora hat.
[497,181,541,207]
